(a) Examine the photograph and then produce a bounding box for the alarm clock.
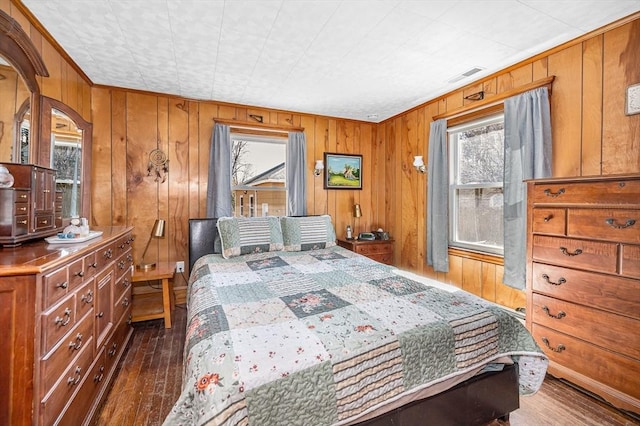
[358,232,376,241]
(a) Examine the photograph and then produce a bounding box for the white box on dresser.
[526,175,640,415]
[0,226,134,426]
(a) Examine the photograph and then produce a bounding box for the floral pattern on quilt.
[166,246,548,426]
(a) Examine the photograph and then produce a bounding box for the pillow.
[280,215,337,251]
[216,216,283,259]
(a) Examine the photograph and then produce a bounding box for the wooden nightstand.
[337,238,394,265]
[131,262,175,328]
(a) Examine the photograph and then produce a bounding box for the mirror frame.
[0,9,49,163]
[40,96,93,223]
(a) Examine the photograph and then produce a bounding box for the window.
[449,114,504,255]
[231,134,287,217]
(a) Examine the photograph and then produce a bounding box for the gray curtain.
[503,87,552,289]
[426,119,449,272]
[286,131,307,216]
[206,123,232,218]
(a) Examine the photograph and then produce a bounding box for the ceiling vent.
[447,67,484,84]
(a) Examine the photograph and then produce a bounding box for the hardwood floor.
[95,306,639,426]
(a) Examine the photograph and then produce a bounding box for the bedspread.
[164,246,547,426]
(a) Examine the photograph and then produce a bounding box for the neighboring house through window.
[231,133,287,217]
[448,113,504,255]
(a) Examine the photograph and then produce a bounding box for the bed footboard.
[356,363,519,426]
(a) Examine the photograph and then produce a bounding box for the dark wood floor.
[95,306,639,426]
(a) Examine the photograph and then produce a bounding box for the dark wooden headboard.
[188,218,221,272]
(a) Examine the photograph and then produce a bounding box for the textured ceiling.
[20,0,640,122]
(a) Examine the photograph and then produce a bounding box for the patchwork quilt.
[164,246,547,426]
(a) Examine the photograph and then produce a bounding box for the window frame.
[448,113,505,256]
[230,133,288,218]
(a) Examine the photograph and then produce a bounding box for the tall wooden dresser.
[0,226,134,425]
[526,175,639,415]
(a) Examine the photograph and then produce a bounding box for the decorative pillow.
[280,215,337,251]
[216,216,283,259]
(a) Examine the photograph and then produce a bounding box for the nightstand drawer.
[353,242,393,256]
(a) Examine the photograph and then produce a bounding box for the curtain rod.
[213,118,304,133]
[433,76,555,121]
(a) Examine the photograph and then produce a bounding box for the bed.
[164,216,548,426]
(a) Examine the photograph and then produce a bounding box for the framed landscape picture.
[323,152,362,190]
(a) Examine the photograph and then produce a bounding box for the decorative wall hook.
[147,148,169,183]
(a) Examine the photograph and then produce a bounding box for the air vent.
[447,67,484,84]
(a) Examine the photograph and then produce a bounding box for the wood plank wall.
[380,16,640,309]
[90,91,382,292]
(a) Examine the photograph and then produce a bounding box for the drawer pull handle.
[605,218,636,229]
[122,297,130,307]
[18,219,27,225]
[88,262,98,269]
[559,247,582,257]
[123,278,130,288]
[118,260,126,270]
[96,311,104,318]
[81,290,94,304]
[56,281,69,289]
[127,254,133,262]
[69,333,83,350]
[543,188,565,197]
[67,366,82,386]
[127,314,133,325]
[104,249,113,259]
[19,194,27,199]
[54,308,72,326]
[543,214,553,222]
[108,343,118,357]
[94,365,105,383]
[542,306,566,319]
[541,274,566,286]
[18,206,27,212]
[119,243,126,249]
[75,270,85,278]
[541,337,566,353]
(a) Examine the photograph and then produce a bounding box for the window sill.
[448,247,504,265]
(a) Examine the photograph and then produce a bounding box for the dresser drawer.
[34,213,54,231]
[104,317,132,374]
[14,215,29,235]
[57,349,107,426]
[15,202,29,215]
[77,280,96,320]
[532,294,640,360]
[532,208,566,235]
[532,324,640,400]
[95,269,114,348]
[621,244,640,279]
[531,179,640,206]
[43,266,70,308]
[40,340,94,426]
[42,295,76,354]
[532,235,617,274]
[95,242,115,272]
[531,263,639,319]
[40,312,94,392]
[568,209,640,243]
[114,249,133,279]
[113,286,132,325]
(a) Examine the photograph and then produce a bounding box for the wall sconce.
[353,203,362,218]
[413,156,426,173]
[137,219,165,271]
[314,160,324,176]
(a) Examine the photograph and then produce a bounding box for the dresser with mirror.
[0,10,132,426]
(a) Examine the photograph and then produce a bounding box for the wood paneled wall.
[90,90,383,290]
[380,16,640,309]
